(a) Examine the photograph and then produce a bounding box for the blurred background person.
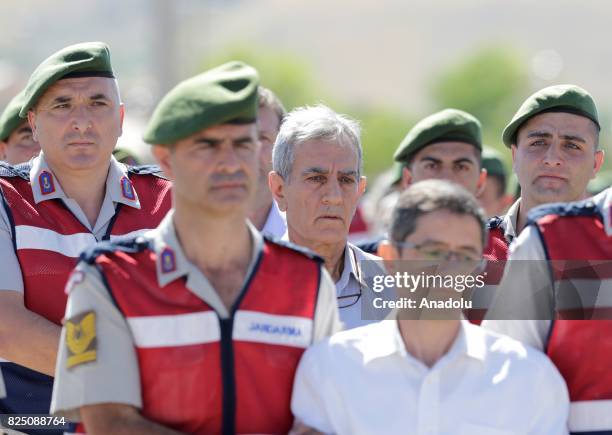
[0,91,41,165]
[480,146,513,217]
[249,86,287,238]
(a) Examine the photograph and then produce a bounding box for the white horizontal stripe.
[128,311,220,348]
[0,357,9,363]
[15,226,155,258]
[569,400,612,431]
[16,225,96,258]
[233,310,313,348]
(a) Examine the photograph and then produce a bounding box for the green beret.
[20,42,114,117]
[502,84,599,147]
[394,109,482,164]
[482,147,507,179]
[143,61,259,145]
[0,91,26,141]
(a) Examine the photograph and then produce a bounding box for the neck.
[249,184,273,231]
[518,190,590,233]
[50,161,110,227]
[289,228,346,281]
[173,202,252,271]
[398,319,461,368]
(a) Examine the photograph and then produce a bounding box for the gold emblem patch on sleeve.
[66,311,97,369]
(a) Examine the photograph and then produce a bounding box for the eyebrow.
[302,167,358,177]
[526,131,586,143]
[418,156,475,165]
[90,93,111,101]
[16,126,32,135]
[50,96,72,105]
[232,136,254,145]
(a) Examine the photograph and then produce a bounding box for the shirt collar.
[596,187,612,237]
[30,153,65,203]
[501,198,521,242]
[336,243,371,289]
[30,153,141,210]
[261,200,287,238]
[150,210,264,288]
[105,155,141,209]
[362,317,487,364]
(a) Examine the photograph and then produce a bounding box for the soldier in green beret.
[357,108,487,254]
[484,84,605,260]
[480,147,513,217]
[394,108,487,196]
[0,91,41,164]
[0,42,172,428]
[51,62,340,434]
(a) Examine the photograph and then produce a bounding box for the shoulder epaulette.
[0,161,31,180]
[263,234,324,263]
[527,197,600,226]
[487,215,504,230]
[80,236,152,264]
[127,164,168,180]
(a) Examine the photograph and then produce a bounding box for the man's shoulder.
[79,235,153,265]
[0,161,31,181]
[126,164,168,180]
[472,323,559,376]
[527,196,601,226]
[263,235,324,264]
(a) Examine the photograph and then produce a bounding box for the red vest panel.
[535,199,612,432]
[94,238,321,435]
[0,165,171,325]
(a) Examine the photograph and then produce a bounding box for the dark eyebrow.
[452,157,475,165]
[194,137,221,146]
[560,134,586,144]
[526,131,552,139]
[90,93,111,101]
[233,136,255,145]
[50,96,72,105]
[418,156,443,164]
[338,170,358,177]
[16,126,32,135]
[302,167,328,176]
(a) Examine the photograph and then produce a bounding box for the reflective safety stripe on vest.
[97,238,321,435]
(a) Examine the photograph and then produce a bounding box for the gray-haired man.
[270,105,388,329]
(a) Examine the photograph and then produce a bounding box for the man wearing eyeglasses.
[270,105,389,329]
[291,180,569,435]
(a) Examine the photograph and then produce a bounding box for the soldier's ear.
[401,166,412,190]
[269,171,287,212]
[151,145,174,180]
[27,111,38,142]
[0,142,6,160]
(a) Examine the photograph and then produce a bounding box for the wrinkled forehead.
[517,111,598,141]
[294,138,359,170]
[37,76,120,105]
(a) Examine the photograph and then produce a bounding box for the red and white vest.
[85,236,322,435]
[0,163,172,325]
[530,196,612,434]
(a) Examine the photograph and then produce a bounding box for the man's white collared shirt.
[261,200,287,239]
[292,319,569,435]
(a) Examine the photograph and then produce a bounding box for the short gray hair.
[272,104,362,180]
[390,179,488,247]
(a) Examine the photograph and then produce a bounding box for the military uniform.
[51,61,341,435]
[484,187,611,434]
[0,42,172,429]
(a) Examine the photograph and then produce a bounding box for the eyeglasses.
[337,246,365,309]
[393,240,483,264]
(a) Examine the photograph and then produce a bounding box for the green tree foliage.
[431,45,529,161]
[201,44,411,177]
